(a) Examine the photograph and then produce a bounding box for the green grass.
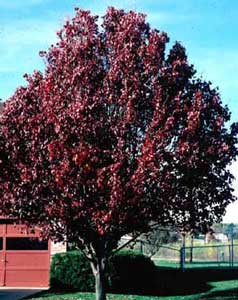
[152,260,180,268]
[26,280,238,299]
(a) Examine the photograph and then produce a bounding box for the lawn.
[27,266,238,300]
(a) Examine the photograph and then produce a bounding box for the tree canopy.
[0,7,237,300]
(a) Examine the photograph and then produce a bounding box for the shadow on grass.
[148,266,238,297]
[30,267,238,299]
[108,266,238,297]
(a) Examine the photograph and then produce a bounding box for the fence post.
[228,223,235,268]
[180,246,185,271]
[231,238,234,268]
[189,234,194,263]
[228,244,231,267]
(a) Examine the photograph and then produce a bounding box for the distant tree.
[0,7,237,300]
[234,228,238,240]
[226,223,237,240]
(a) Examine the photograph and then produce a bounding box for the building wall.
[50,241,67,255]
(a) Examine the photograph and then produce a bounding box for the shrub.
[50,250,156,293]
[50,251,94,291]
[109,250,156,293]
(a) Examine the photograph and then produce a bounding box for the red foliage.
[0,7,237,252]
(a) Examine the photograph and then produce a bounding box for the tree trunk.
[91,256,107,300]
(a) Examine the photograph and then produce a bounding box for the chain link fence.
[180,244,238,270]
[120,236,238,270]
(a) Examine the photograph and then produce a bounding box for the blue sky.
[0,0,237,222]
[1,0,238,120]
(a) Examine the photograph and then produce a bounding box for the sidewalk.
[0,288,44,300]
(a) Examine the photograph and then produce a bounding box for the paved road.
[0,289,43,300]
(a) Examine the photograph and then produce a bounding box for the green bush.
[50,250,156,293]
[50,251,94,291]
[109,250,156,293]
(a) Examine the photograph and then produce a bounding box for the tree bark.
[91,256,107,300]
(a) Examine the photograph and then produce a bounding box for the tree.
[0,7,237,300]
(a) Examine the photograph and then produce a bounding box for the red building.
[0,221,50,287]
